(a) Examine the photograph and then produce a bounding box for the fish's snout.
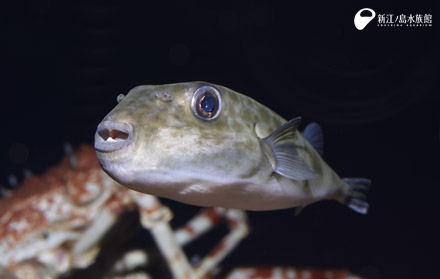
[94,121,134,152]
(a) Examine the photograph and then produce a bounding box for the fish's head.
[94,82,269,199]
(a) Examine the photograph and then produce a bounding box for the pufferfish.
[94,82,370,213]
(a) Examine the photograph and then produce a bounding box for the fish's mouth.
[94,121,134,152]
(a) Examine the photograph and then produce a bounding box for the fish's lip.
[94,121,134,152]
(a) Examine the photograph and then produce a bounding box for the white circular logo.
[354,8,376,30]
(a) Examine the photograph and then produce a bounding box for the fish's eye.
[191,86,222,120]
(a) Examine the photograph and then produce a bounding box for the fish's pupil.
[201,95,215,112]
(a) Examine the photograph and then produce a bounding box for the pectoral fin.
[261,117,317,181]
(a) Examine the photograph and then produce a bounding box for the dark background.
[2,1,439,279]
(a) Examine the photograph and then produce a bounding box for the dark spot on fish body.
[168,130,179,139]
[227,91,238,103]
[240,106,261,123]
[258,108,270,123]
[302,139,323,175]
[232,121,244,134]
[310,154,323,175]
[210,134,227,146]
[202,116,228,132]
[303,179,310,192]
[226,105,236,118]
[233,139,256,159]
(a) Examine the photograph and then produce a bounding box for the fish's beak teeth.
[94,121,133,152]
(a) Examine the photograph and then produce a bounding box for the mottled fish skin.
[95,82,365,211]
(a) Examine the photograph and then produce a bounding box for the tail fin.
[343,178,371,214]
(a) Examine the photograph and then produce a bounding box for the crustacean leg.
[130,192,249,279]
[174,207,248,278]
[225,267,362,279]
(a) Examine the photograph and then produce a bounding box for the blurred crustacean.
[0,145,362,279]
[0,145,248,279]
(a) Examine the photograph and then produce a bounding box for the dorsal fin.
[261,117,317,181]
[302,122,324,156]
